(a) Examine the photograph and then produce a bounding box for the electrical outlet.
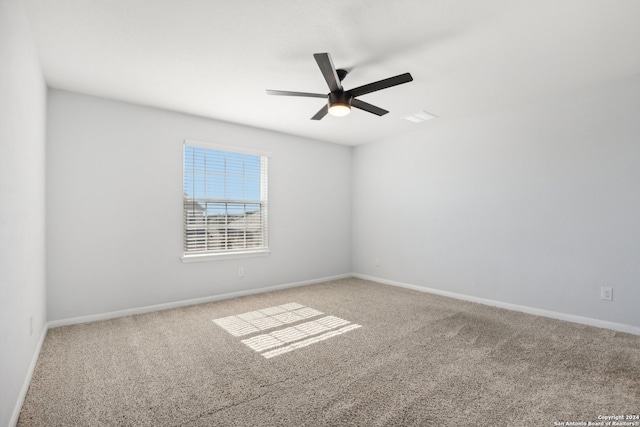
[238,267,244,278]
[601,287,613,301]
[375,257,380,267]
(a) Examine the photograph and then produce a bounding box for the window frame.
[181,139,270,263]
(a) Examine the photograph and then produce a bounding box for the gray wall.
[46,90,352,321]
[0,0,48,425]
[352,75,640,328]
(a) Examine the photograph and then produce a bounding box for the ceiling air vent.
[404,111,437,122]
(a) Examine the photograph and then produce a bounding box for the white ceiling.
[23,0,640,146]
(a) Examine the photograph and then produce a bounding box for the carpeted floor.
[18,278,640,426]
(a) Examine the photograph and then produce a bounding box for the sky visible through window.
[184,146,261,216]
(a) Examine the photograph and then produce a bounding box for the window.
[182,140,269,260]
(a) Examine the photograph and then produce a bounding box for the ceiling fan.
[266,52,413,120]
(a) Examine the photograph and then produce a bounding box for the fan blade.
[311,105,328,120]
[348,73,413,98]
[266,90,327,98]
[313,53,343,93]
[351,98,388,116]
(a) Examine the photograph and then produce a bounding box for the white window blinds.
[183,141,269,257]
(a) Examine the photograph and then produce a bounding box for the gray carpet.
[18,278,640,426]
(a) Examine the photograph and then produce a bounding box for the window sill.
[181,249,271,263]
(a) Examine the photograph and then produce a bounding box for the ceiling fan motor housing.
[328,91,351,108]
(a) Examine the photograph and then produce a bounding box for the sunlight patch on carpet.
[212,303,323,336]
[213,303,361,358]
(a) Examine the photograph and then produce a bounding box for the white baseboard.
[353,273,640,336]
[48,273,352,328]
[10,324,48,427]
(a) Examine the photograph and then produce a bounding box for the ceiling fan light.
[328,103,351,117]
